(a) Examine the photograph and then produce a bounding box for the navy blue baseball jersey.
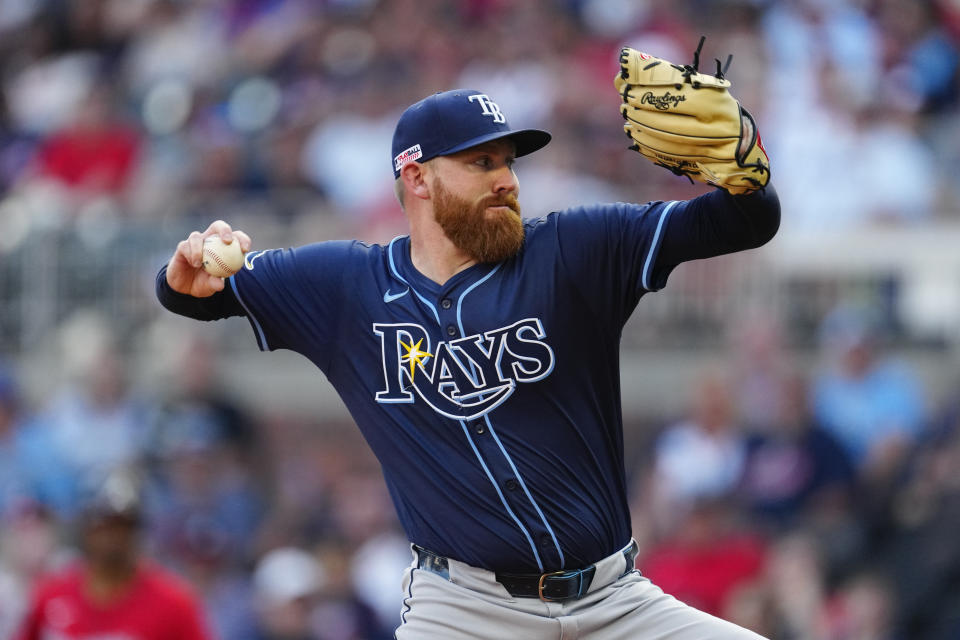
[158,187,779,573]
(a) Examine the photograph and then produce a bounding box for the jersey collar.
[391,235,502,297]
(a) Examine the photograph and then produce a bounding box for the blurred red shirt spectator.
[33,85,140,195]
[640,500,768,617]
[15,469,211,640]
[15,561,210,640]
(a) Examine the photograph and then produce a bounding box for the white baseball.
[202,236,245,278]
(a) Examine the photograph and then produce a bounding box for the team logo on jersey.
[468,94,506,124]
[244,250,268,270]
[373,318,554,420]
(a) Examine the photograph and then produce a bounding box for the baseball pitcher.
[158,43,777,639]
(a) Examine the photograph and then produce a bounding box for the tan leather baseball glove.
[614,38,770,195]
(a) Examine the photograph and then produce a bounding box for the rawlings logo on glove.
[641,92,686,110]
[615,37,770,195]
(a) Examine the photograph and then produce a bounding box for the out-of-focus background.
[1,0,959,638]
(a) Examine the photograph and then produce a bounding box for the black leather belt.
[414,541,639,602]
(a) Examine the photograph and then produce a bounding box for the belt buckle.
[538,570,571,602]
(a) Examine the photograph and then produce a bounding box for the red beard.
[432,178,525,264]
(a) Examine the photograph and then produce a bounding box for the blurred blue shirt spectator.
[739,374,856,529]
[0,365,73,518]
[811,307,925,471]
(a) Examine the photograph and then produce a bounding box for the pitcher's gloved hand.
[615,38,770,195]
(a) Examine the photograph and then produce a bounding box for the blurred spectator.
[738,372,856,530]
[721,580,778,640]
[37,312,151,509]
[640,498,768,618]
[767,75,938,230]
[0,503,65,640]
[253,417,341,550]
[762,531,830,640]
[148,331,262,479]
[730,310,789,432]
[252,546,325,640]
[250,540,393,640]
[647,370,748,532]
[29,82,140,203]
[876,0,959,113]
[878,401,960,638]
[0,364,73,518]
[310,539,392,640]
[14,468,212,640]
[121,0,228,96]
[0,564,18,640]
[349,531,413,633]
[3,50,100,139]
[811,306,926,478]
[761,0,942,230]
[0,0,42,33]
[823,571,898,640]
[145,418,265,582]
[182,536,259,640]
[299,105,395,217]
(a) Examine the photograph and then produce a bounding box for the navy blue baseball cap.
[392,89,551,178]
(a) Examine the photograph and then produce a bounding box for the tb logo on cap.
[468,94,506,124]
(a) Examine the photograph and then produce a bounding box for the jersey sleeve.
[227,241,355,368]
[554,199,679,326]
[656,184,780,267]
[156,265,244,321]
[553,185,780,326]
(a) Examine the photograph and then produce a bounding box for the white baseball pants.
[394,542,768,639]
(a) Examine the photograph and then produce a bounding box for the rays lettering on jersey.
[373,318,554,420]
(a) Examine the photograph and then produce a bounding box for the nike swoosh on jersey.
[383,288,410,303]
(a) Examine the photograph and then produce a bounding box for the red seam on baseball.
[206,250,232,273]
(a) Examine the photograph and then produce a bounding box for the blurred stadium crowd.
[1,0,959,638]
[0,0,958,231]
